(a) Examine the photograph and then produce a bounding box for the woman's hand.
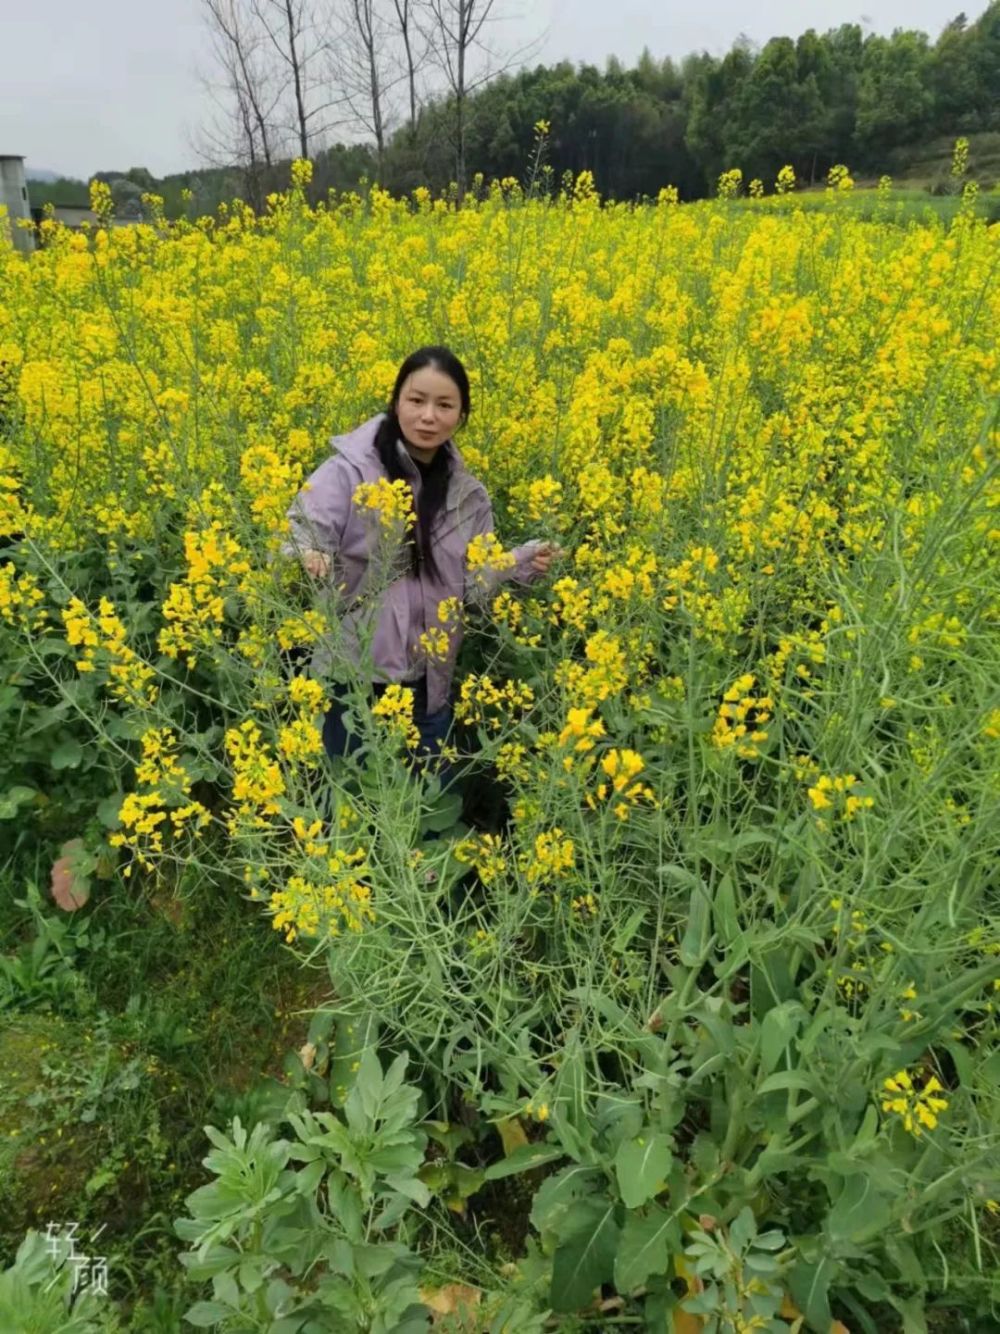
[301,548,332,580]
[529,542,564,576]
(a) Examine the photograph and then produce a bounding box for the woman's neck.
[402,438,440,467]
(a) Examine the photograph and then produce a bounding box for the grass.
[0,849,330,1320]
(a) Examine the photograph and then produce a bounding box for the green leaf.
[328,1008,379,1108]
[385,1175,431,1207]
[613,1205,680,1291]
[183,1301,232,1327]
[756,1071,817,1097]
[613,1131,673,1209]
[712,872,740,945]
[213,1271,240,1307]
[827,1174,891,1243]
[483,1142,564,1181]
[729,1205,757,1253]
[420,789,463,833]
[0,785,36,819]
[549,1200,621,1313]
[892,1293,929,1334]
[678,879,713,966]
[295,1160,326,1195]
[758,1001,805,1078]
[96,791,123,829]
[51,738,83,770]
[788,1255,835,1332]
[530,1164,603,1239]
[612,907,647,952]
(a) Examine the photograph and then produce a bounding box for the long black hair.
[374,345,471,581]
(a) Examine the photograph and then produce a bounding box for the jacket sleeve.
[462,493,545,609]
[282,453,353,560]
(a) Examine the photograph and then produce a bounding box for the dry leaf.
[831,1323,851,1333]
[496,1115,529,1157]
[50,838,90,911]
[421,1283,481,1325]
[672,1309,703,1334]
[299,1041,317,1072]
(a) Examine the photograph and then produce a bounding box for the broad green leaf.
[328,1008,379,1108]
[712,872,739,944]
[483,1142,564,1181]
[788,1255,834,1332]
[612,907,647,952]
[758,1001,805,1077]
[613,1131,673,1209]
[51,737,83,770]
[728,1205,757,1253]
[183,1301,232,1327]
[0,785,36,819]
[549,1200,621,1313]
[678,880,713,966]
[295,1160,325,1195]
[529,1164,602,1238]
[96,791,123,829]
[756,1071,817,1097]
[385,1175,431,1207]
[212,1271,239,1307]
[827,1174,890,1243]
[613,1205,680,1291]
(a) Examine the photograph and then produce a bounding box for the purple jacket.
[285,414,545,713]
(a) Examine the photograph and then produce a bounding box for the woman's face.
[395,366,464,451]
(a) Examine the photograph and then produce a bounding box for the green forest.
[28,6,1000,215]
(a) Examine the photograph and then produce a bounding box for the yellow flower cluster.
[520,827,576,886]
[269,849,374,943]
[109,727,209,874]
[0,562,46,631]
[466,531,516,587]
[554,630,643,708]
[586,748,657,821]
[352,477,415,531]
[278,674,326,768]
[881,1069,949,1138]
[806,772,874,822]
[454,673,535,730]
[224,719,286,830]
[557,706,606,771]
[511,474,565,526]
[160,523,250,669]
[711,674,772,759]
[62,594,157,707]
[454,833,508,886]
[371,683,421,751]
[0,443,29,538]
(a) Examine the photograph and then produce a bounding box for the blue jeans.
[322,676,459,790]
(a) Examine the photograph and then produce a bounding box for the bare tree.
[250,0,341,159]
[199,0,285,207]
[391,0,423,138]
[418,0,540,193]
[325,0,396,179]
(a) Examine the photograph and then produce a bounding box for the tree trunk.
[284,0,309,158]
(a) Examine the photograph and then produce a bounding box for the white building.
[0,155,35,253]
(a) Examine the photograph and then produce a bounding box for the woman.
[285,346,561,785]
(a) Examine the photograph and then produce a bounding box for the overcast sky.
[1,0,985,179]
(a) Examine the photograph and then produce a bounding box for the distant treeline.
[31,4,1000,213]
